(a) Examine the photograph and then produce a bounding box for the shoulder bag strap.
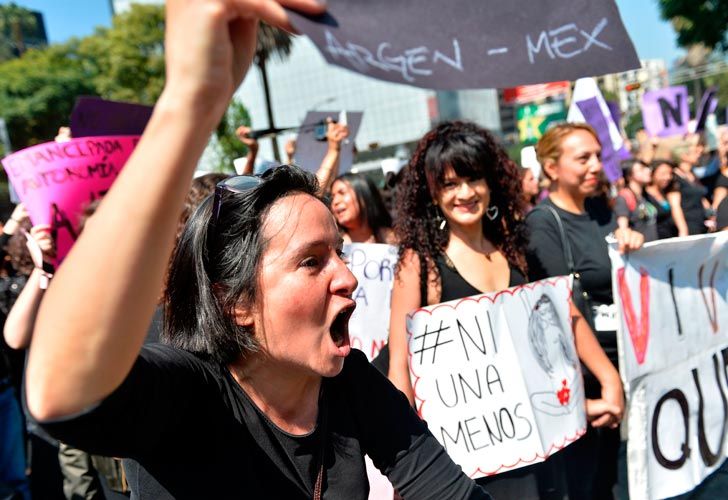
[538,205,576,274]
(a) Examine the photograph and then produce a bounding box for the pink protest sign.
[1,135,140,262]
[641,86,689,138]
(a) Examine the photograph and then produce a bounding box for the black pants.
[561,366,620,500]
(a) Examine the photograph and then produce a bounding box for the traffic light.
[625,82,641,92]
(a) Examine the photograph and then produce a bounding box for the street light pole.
[108,0,115,16]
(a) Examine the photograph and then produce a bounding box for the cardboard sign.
[293,110,363,176]
[641,86,690,138]
[288,0,639,89]
[1,136,139,261]
[70,97,153,138]
[343,243,397,361]
[407,277,586,478]
[609,233,728,499]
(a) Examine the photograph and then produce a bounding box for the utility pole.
[108,0,115,16]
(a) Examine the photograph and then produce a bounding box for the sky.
[1,0,686,66]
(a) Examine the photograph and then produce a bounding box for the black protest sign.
[293,111,363,175]
[70,97,153,138]
[287,0,639,90]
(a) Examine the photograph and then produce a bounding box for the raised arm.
[3,225,55,350]
[235,125,259,175]
[316,119,350,195]
[26,0,326,421]
[388,250,422,406]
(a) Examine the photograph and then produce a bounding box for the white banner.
[407,277,586,478]
[344,243,397,361]
[609,233,728,500]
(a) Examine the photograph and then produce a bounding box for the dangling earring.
[486,205,499,221]
[432,205,447,231]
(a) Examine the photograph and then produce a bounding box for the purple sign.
[606,100,622,132]
[70,97,153,138]
[641,86,689,138]
[694,87,718,133]
[287,0,639,89]
[576,97,621,182]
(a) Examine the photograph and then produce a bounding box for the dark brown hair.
[394,121,528,285]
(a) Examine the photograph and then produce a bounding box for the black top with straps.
[431,253,527,305]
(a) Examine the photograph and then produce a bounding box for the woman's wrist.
[156,87,227,134]
[3,219,18,235]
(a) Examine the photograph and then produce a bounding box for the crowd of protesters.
[0,1,727,499]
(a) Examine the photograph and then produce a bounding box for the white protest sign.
[609,233,728,500]
[407,277,586,478]
[343,243,397,361]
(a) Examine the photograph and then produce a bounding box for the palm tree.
[0,3,38,61]
[255,23,293,162]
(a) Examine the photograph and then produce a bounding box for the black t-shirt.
[675,175,708,235]
[716,173,728,191]
[525,197,615,306]
[40,344,490,500]
[525,197,618,365]
[614,189,659,242]
[717,197,728,231]
[643,191,675,240]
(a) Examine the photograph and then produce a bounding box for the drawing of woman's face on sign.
[526,293,581,416]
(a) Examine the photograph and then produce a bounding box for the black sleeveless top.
[421,253,528,306]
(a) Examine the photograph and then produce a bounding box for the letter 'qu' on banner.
[287,0,639,89]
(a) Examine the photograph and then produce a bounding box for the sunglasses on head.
[212,175,263,223]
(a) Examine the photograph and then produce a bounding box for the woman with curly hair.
[387,121,623,499]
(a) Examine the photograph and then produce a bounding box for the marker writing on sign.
[347,248,394,281]
[5,138,126,173]
[657,95,685,128]
[526,17,612,64]
[414,312,498,365]
[19,158,120,196]
[651,348,728,470]
[439,402,534,454]
[436,364,504,409]
[325,31,463,83]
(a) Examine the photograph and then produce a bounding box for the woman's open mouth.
[330,303,356,349]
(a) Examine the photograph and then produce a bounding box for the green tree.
[78,4,165,105]
[657,0,728,51]
[0,41,96,149]
[0,3,38,61]
[214,99,251,173]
